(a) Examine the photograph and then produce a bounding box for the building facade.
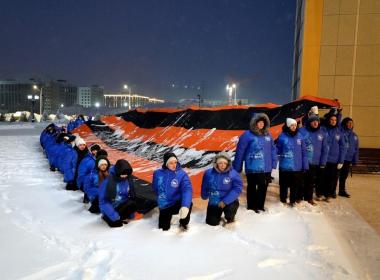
[0,79,78,114]
[0,80,42,113]
[104,92,164,109]
[292,0,380,148]
[78,85,104,108]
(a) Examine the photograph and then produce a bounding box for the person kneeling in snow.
[152,152,193,231]
[99,159,137,227]
[201,152,243,226]
[84,156,111,214]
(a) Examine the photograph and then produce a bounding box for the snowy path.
[0,126,368,280]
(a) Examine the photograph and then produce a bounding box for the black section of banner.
[116,99,335,130]
[88,122,220,169]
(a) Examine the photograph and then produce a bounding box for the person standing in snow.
[202,152,243,225]
[298,109,328,205]
[321,111,346,201]
[338,117,359,198]
[84,156,111,213]
[233,113,277,213]
[152,152,193,231]
[276,118,309,207]
[99,159,137,227]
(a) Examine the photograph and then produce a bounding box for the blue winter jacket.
[233,113,277,173]
[67,121,76,133]
[84,170,102,201]
[321,125,346,164]
[77,153,96,188]
[61,144,78,182]
[53,142,67,172]
[299,126,328,166]
[276,127,309,172]
[341,128,359,164]
[99,167,132,221]
[201,166,243,206]
[152,164,193,209]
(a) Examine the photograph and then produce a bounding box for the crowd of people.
[39,106,359,231]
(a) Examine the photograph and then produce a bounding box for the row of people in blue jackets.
[40,124,244,230]
[40,105,358,230]
[233,106,358,211]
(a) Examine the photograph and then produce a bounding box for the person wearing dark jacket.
[233,113,277,212]
[152,152,193,231]
[84,156,111,213]
[298,112,328,205]
[276,118,309,207]
[321,112,347,200]
[202,152,243,225]
[338,117,359,198]
[99,159,137,227]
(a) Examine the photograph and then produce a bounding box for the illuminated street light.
[226,83,237,105]
[33,84,43,115]
[27,95,39,122]
[95,102,100,108]
[123,84,131,110]
[60,104,64,108]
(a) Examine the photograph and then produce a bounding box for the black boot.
[65,181,78,191]
[50,166,56,172]
[338,191,351,198]
[88,200,100,214]
[83,193,90,204]
[102,215,123,228]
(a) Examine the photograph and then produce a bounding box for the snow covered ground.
[0,123,378,280]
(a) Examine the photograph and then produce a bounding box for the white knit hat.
[310,106,319,115]
[286,118,297,127]
[97,159,108,167]
[75,137,86,146]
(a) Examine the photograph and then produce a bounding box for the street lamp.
[123,84,131,110]
[33,85,43,115]
[95,102,100,108]
[226,83,237,105]
[27,94,39,122]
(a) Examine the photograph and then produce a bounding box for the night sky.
[0,0,296,104]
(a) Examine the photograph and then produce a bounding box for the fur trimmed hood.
[213,152,232,173]
[249,113,270,135]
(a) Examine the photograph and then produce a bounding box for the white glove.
[310,106,319,115]
[179,207,189,219]
[337,163,343,170]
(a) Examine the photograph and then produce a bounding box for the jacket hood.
[213,152,232,172]
[341,117,354,130]
[249,113,270,135]
[114,159,133,178]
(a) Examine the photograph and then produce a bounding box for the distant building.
[0,79,42,113]
[78,85,104,107]
[42,80,77,113]
[0,79,78,113]
[104,92,164,109]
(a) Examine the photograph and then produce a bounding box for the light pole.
[226,83,237,105]
[123,84,131,110]
[33,85,43,115]
[27,94,39,122]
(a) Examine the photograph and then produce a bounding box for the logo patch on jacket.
[335,134,340,140]
[171,179,179,188]
[318,134,324,141]
[223,177,231,184]
[297,139,302,145]
[265,136,271,142]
